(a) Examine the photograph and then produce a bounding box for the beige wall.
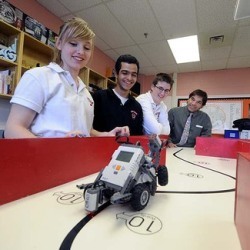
[177,68,250,96]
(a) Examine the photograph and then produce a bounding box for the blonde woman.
[5,17,129,138]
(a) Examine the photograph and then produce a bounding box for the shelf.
[0,20,21,36]
[80,67,107,90]
[0,93,12,99]
[22,33,53,69]
[23,33,53,56]
[89,69,106,88]
[0,57,18,68]
[107,78,116,89]
[0,21,20,95]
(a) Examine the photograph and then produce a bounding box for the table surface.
[0,148,242,250]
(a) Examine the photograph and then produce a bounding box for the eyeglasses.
[154,85,171,94]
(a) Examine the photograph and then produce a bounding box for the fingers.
[167,142,177,148]
[108,126,130,137]
[120,126,130,136]
[65,131,86,138]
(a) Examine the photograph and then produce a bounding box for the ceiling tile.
[59,0,102,12]
[155,64,180,74]
[227,56,250,68]
[149,0,197,39]
[197,0,237,33]
[106,0,164,43]
[139,40,176,66]
[76,4,135,48]
[37,0,70,17]
[114,45,152,68]
[36,0,250,75]
[178,62,202,72]
[201,59,227,71]
[200,46,231,61]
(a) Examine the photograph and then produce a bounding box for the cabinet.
[0,20,20,98]
[80,67,117,93]
[0,20,53,99]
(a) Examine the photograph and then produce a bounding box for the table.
[0,148,241,250]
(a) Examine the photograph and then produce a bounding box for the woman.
[5,17,129,138]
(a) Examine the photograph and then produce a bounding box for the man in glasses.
[168,89,212,147]
[136,73,174,135]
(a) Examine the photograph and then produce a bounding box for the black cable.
[59,201,110,250]
[173,148,236,180]
[156,189,235,194]
[160,148,236,194]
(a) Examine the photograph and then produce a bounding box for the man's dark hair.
[152,73,174,89]
[115,54,140,74]
[189,89,208,106]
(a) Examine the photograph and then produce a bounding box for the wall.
[177,68,250,97]
[141,68,250,108]
[7,0,115,77]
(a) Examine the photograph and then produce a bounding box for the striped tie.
[178,113,193,146]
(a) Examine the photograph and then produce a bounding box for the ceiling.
[36,0,250,76]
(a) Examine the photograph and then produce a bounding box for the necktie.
[178,113,193,146]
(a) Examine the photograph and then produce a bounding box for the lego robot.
[77,135,168,212]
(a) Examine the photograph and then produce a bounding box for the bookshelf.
[0,20,53,98]
[80,67,117,94]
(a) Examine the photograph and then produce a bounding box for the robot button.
[115,165,121,170]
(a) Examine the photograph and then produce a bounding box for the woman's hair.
[53,17,95,64]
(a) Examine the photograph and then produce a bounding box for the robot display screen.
[116,151,134,163]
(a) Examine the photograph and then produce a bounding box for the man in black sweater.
[92,54,143,136]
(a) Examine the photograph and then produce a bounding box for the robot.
[77,135,168,212]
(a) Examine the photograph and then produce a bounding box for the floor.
[0,148,242,250]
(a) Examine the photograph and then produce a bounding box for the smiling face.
[56,38,92,76]
[115,62,138,95]
[151,81,171,104]
[186,95,204,112]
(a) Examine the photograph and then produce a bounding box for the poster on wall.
[178,98,243,134]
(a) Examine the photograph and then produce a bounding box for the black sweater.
[92,88,143,135]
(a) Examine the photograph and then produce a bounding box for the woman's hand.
[65,130,86,138]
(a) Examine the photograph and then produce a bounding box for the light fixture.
[167,35,200,64]
[234,0,250,20]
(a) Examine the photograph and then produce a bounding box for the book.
[0,69,13,95]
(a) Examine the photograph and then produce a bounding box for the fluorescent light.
[167,35,200,64]
[234,0,250,20]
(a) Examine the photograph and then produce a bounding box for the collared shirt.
[168,105,212,147]
[136,92,170,135]
[10,62,94,137]
[92,88,143,135]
